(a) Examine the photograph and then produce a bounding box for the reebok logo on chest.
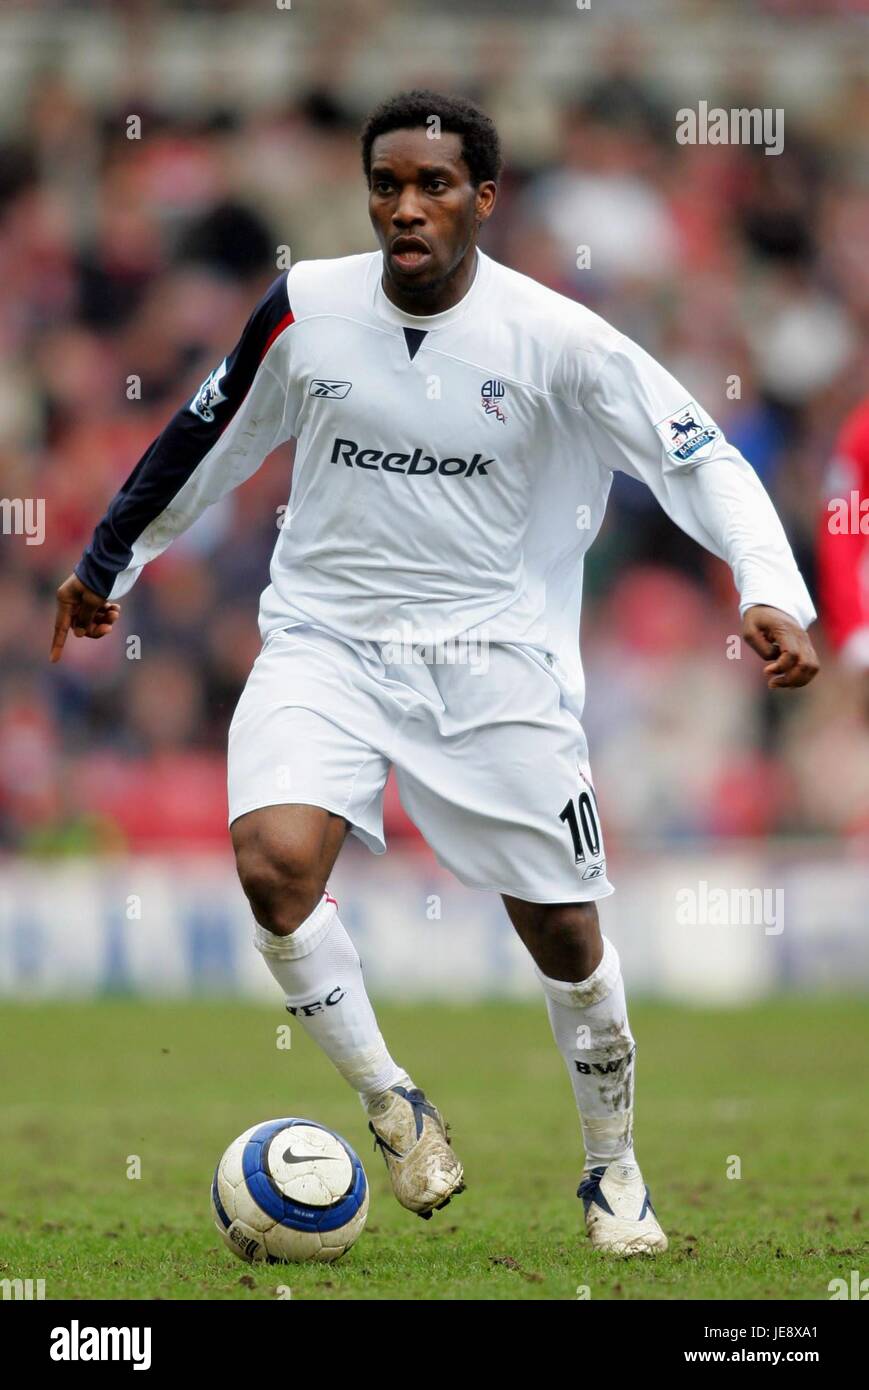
[330,436,494,477]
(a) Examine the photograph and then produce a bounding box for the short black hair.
[360,89,502,187]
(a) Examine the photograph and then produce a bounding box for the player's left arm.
[740,604,818,690]
[580,334,819,690]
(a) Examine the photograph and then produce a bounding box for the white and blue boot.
[578,1160,668,1255]
[367,1084,465,1220]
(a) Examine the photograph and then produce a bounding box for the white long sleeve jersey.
[76,248,816,708]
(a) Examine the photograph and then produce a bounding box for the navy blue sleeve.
[75,273,294,599]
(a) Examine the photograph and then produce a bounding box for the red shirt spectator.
[817,399,869,666]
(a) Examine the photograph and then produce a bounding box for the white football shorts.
[227,623,613,904]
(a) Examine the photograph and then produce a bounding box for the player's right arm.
[50,272,295,662]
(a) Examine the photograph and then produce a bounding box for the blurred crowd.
[1,6,868,856]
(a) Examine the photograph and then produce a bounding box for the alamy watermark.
[49,1321,151,1369]
[675,880,784,935]
[378,622,491,675]
[676,101,784,156]
[2,1277,45,1299]
[826,491,868,535]
[0,497,45,545]
[829,1269,869,1299]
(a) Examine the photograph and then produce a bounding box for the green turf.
[1,998,866,1300]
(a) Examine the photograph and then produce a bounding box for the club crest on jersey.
[655,400,720,464]
[190,359,228,423]
[309,379,352,399]
[481,378,507,423]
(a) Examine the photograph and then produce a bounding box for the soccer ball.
[211,1118,369,1263]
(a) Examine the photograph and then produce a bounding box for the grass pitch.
[1,998,866,1301]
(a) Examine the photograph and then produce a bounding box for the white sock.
[535,935,637,1171]
[253,891,410,1110]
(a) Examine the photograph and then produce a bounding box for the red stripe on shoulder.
[261,309,295,361]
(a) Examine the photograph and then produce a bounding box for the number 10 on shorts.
[559,787,603,867]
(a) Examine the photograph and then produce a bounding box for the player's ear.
[475,181,497,224]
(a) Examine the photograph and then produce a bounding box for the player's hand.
[50,574,121,663]
[742,605,819,690]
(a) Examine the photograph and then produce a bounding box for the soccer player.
[51,91,819,1256]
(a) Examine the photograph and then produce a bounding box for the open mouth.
[390,237,432,272]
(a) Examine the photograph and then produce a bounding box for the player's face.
[368,128,496,308]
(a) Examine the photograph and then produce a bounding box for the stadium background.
[0,0,867,1005]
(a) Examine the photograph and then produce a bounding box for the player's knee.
[548,901,600,935]
[508,897,599,937]
[542,903,601,964]
[233,838,326,936]
[505,896,602,978]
